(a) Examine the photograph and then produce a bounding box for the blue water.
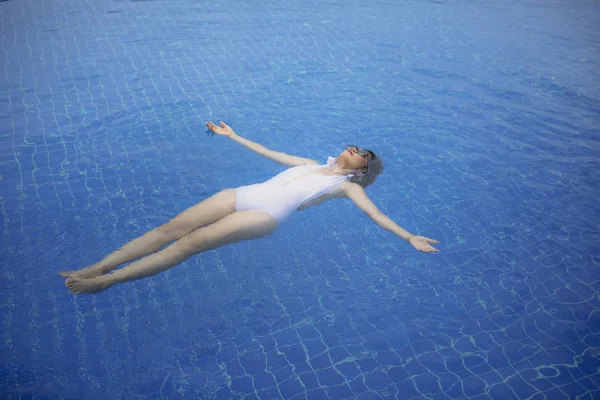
[1,0,599,399]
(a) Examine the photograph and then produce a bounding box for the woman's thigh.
[177,210,278,254]
[160,189,237,240]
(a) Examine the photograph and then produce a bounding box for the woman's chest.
[296,184,347,210]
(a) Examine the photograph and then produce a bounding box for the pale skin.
[61,121,440,294]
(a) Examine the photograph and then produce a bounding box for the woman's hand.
[407,236,440,253]
[205,121,235,137]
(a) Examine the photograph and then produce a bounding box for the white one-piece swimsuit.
[234,156,353,224]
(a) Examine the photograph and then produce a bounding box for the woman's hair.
[348,150,384,188]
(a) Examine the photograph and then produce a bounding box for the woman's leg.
[59,189,237,278]
[65,210,278,294]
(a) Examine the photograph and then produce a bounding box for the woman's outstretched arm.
[343,183,440,253]
[205,121,319,167]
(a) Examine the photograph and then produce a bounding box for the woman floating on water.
[61,121,440,294]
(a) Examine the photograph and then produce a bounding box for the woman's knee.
[156,222,186,243]
[172,241,198,259]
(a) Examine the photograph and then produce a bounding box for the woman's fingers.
[205,121,229,134]
[417,241,439,253]
[206,121,220,132]
[407,237,438,253]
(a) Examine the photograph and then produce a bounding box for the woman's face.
[339,147,369,171]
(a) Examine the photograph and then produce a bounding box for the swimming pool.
[1,0,599,398]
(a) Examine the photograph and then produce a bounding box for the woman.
[61,121,439,294]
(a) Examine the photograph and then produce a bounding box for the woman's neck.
[329,161,355,176]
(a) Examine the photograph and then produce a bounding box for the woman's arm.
[343,183,440,253]
[206,121,319,167]
[229,133,319,166]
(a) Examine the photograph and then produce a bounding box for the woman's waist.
[238,182,319,202]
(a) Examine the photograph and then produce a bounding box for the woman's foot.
[65,276,113,294]
[59,262,107,279]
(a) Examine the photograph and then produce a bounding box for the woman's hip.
[234,185,297,224]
